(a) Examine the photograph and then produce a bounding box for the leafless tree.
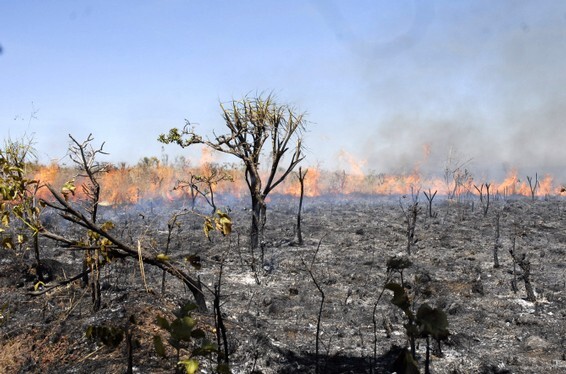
[474,183,491,217]
[423,189,437,218]
[296,167,308,245]
[68,134,109,311]
[159,94,306,263]
[526,173,539,201]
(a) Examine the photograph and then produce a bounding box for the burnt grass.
[1,194,566,373]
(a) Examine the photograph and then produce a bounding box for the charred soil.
[1,196,565,373]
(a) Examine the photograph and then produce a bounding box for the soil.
[1,195,565,373]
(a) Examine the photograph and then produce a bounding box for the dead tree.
[175,163,233,214]
[400,190,419,255]
[526,173,539,201]
[493,213,501,268]
[474,183,491,217]
[443,150,473,201]
[38,184,208,311]
[423,189,437,218]
[302,237,326,374]
[296,167,308,245]
[159,94,306,263]
[509,241,536,302]
[68,134,108,311]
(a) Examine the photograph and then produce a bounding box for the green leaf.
[153,335,166,357]
[156,315,170,330]
[416,303,450,340]
[170,316,196,342]
[385,283,412,315]
[61,179,76,199]
[156,253,170,262]
[193,341,218,356]
[178,302,198,317]
[178,358,199,374]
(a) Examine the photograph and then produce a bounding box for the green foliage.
[385,283,412,317]
[154,302,222,373]
[416,303,450,341]
[0,138,43,248]
[386,282,450,372]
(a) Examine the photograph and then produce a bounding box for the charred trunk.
[250,195,267,261]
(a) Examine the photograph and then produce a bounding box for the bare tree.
[526,173,539,201]
[474,183,491,217]
[174,163,233,214]
[159,94,306,260]
[296,167,308,245]
[423,189,437,218]
[67,134,109,310]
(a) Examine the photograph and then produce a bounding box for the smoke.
[314,0,566,182]
[316,1,566,182]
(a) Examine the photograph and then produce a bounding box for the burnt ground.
[1,195,565,373]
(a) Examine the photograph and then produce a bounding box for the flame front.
[28,156,564,206]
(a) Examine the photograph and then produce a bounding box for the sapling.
[154,302,218,373]
[385,283,449,373]
[0,137,44,281]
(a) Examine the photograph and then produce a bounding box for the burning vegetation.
[28,156,564,206]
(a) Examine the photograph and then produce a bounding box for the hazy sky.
[2,1,566,180]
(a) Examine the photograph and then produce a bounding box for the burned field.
[1,194,565,374]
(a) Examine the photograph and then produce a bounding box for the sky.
[2,0,566,181]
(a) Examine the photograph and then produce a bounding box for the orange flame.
[27,154,564,206]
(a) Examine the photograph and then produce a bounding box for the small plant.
[154,302,223,374]
[385,283,449,373]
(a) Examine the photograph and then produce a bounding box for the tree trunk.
[250,195,267,260]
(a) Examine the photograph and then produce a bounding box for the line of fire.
[30,147,564,207]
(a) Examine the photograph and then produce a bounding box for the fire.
[25,154,565,207]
